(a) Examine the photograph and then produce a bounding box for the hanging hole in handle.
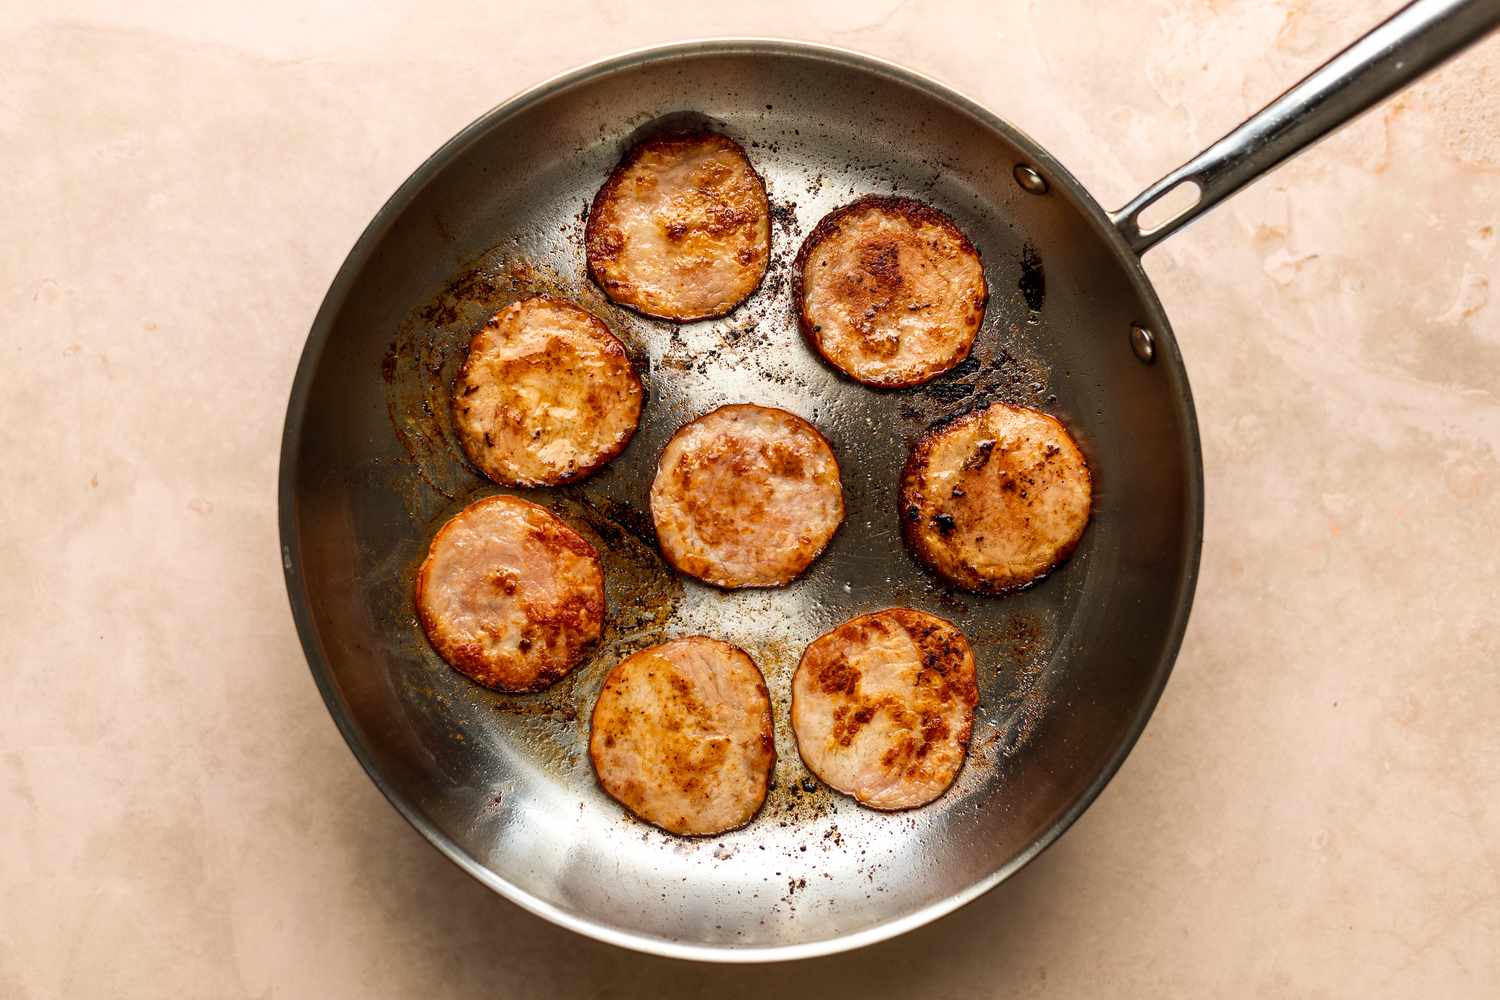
[1134,180,1202,236]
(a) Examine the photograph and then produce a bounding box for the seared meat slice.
[792,609,977,809]
[901,402,1092,593]
[416,495,604,691]
[590,636,775,835]
[795,196,987,387]
[649,404,844,588]
[586,132,770,321]
[453,295,642,487]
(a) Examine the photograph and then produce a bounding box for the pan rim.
[277,36,1205,964]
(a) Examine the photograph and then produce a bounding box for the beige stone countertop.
[4,1,1498,996]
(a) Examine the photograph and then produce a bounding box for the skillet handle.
[1111,0,1500,255]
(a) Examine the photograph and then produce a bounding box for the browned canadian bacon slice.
[416,495,604,692]
[589,636,775,835]
[452,296,642,487]
[586,132,770,321]
[901,402,1092,593]
[795,195,987,388]
[792,608,978,810]
[649,404,844,589]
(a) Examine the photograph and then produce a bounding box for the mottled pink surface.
[3,1,1498,996]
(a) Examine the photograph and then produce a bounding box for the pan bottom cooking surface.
[282,41,1201,959]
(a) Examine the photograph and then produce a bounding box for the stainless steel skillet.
[279,0,1499,962]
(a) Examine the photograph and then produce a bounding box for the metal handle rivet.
[1130,325,1156,364]
[1013,164,1048,194]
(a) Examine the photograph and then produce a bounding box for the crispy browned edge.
[898,402,1094,595]
[451,294,645,488]
[414,493,605,693]
[789,608,979,812]
[647,403,847,589]
[583,130,772,323]
[586,636,776,837]
[791,194,990,389]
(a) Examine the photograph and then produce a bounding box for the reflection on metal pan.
[280,1,1499,960]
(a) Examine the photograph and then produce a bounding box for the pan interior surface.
[281,42,1202,960]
